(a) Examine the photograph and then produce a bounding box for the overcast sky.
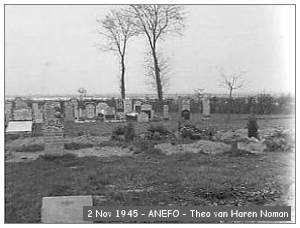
[5,5,295,96]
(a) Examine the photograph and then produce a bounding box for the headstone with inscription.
[43,124,64,155]
[32,103,43,123]
[202,97,210,117]
[124,99,132,114]
[64,102,74,121]
[141,104,153,120]
[180,98,191,120]
[13,108,32,121]
[70,99,79,119]
[134,101,142,113]
[137,112,149,122]
[5,101,13,121]
[163,104,169,120]
[85,103,95,119]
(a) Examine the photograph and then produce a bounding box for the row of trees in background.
[98,5,185,111]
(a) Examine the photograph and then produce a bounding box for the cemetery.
[4,96,295,223]
[4,4,295,224]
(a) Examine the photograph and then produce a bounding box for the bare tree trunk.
[151,48,163,112]
[120,56,126,100]
[226,89,232,122]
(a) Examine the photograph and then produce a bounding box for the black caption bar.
[83,206,291,222]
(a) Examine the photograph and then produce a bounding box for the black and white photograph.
[3,2,296,224]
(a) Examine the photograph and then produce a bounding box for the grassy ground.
[63,113,294,136]
[5,114,295,223]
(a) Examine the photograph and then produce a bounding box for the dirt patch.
[155,140,231,155]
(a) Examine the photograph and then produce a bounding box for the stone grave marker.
[33,103,43,123]
[70,99,79,119]
[14,97,29,109]
[163,104,169,120]
[64,102,74,121]
[202,97,210,117]
[43,124,64,155]
[85,103,95,119]
[141,104,153,120]
[124,99,132,114]
[137,112,149,122]
[134,101,142,113]
[96,102,109,116]
[115,99,124,112]
[41,195,93,223]
[5,101,13,121]
[180,98,190,120]
[13,108,32,121]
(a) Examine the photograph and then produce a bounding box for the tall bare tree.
[98,9,138,99]
[219,70,245,121]
[130,5,185,110]
[144,51,171,93]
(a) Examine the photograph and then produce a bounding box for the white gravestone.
[124,99,133,114]
[202,97,210,116]
[41,195,93,223]
[163,105,169,119]
[137,112,149,122]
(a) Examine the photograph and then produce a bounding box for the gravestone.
[70,99,79,119]
[134,101,142,113]
[115,99,124,112]
[124,99,132,114]
[141,104,153,120]
[64,102,74,121]
[44,102,58,121]
[43,102,64,155]
[96,102,109,116]
[85,103,95,119]
[105,106,115,120]
[5,101,13,121]
[14,97,29,109]
[180,98,190,120]
[32,103,43,123]
[41,195,93,223]
[13,108,32,121]
[137,112,149,122]
[202,97,210,117]
[79,107,86,119]
[43,124,64,155]
[163,104,169,120]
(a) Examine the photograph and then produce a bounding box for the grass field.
[5,114,295,223]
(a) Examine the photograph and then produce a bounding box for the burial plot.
[41,195,93,223]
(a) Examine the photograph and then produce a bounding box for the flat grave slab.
[41,195,93,223]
